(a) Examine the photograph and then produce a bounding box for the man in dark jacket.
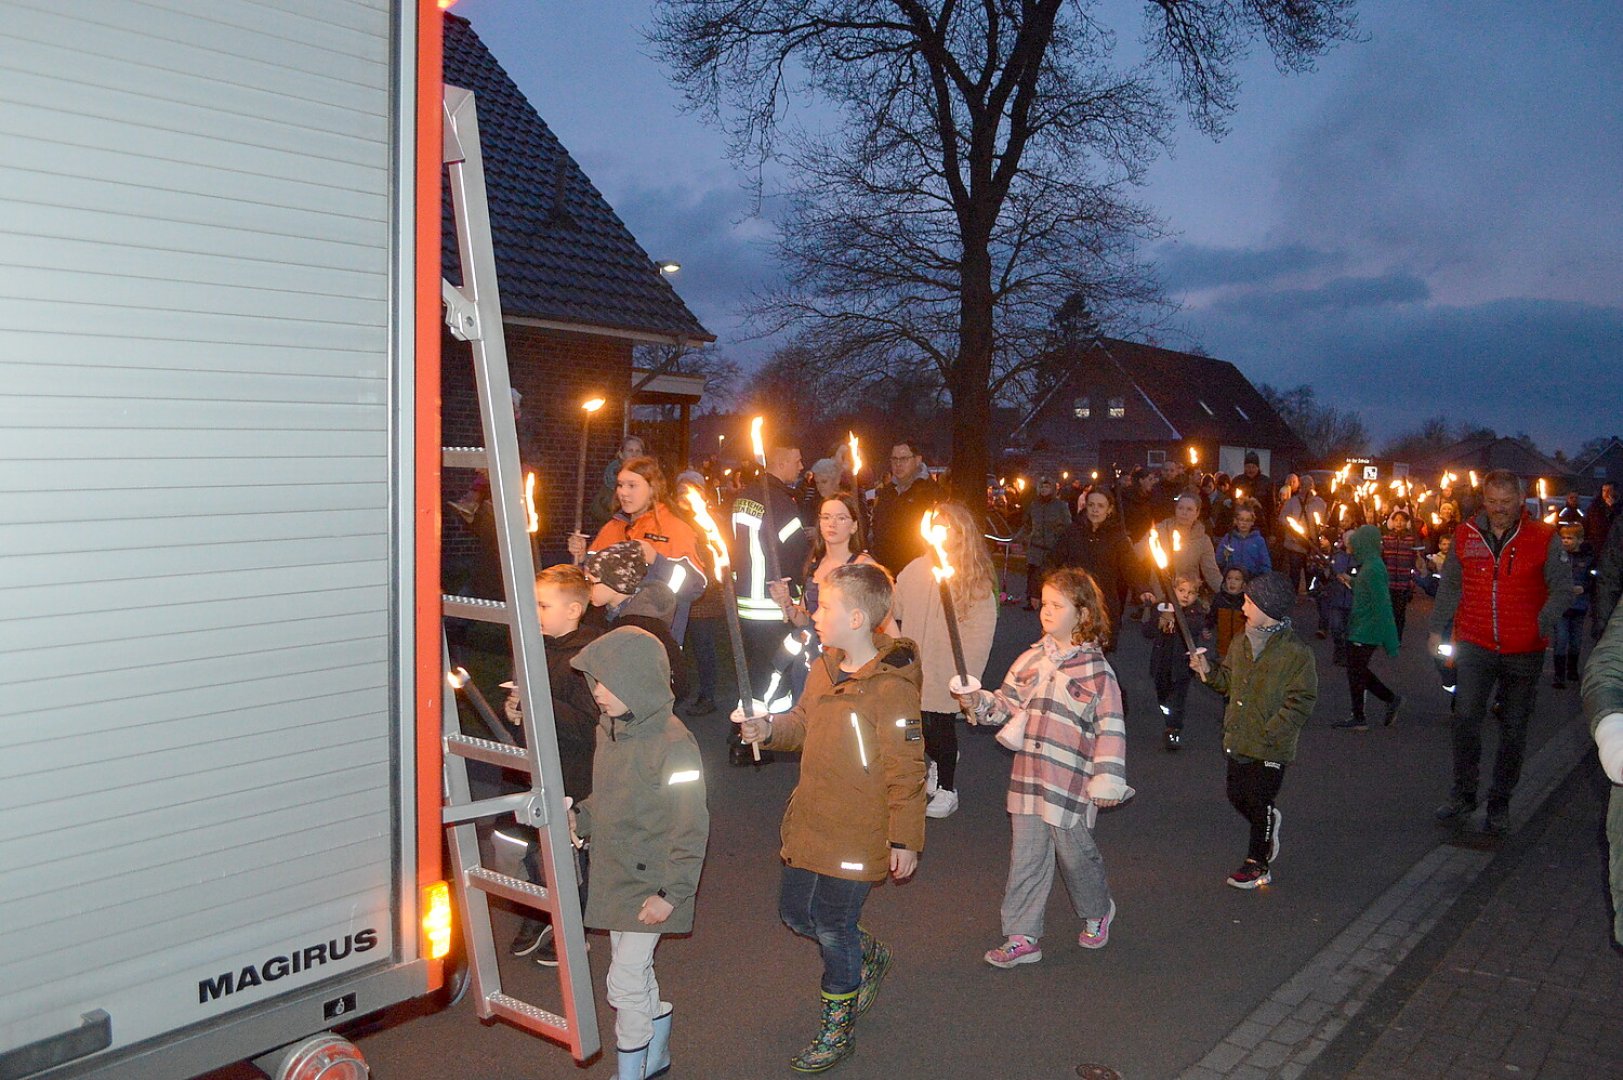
[1586,481,1618,553]
[867,439,942,574]
[1428,470,1569,835]
[1238,452,1274,537]
[1117,467,1160,544]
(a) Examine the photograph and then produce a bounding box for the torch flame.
[1338,504,1349,522]
[750,415,766,466]
[1234,488,1244,501]
[1188,446,1198,465]
[1313,511,1323,526]
[1172,529,1182,553]
[447,667,470,689]
[524,470,539,534]
[1286,516,1307,537]
[581,396,606,414]
[920,509,955,583]
[847,431,861,477]
[1090,470,1098,481]
[1538,478,1548,501]
[681,485,730,573]
[1469,470,1479,488]
[1431,512,1441,526]
[1147,527,1169,571]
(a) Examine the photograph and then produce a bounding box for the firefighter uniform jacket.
[730,474,810,624]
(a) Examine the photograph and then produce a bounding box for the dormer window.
[1234,404,1251,421]
[1108,397,1126,419]
[1072,396,1091,419]
[1199,400,1214,416]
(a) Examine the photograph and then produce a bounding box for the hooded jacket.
[571,627,708,934]
[1051,515,1138,623]
[1347,525,1400,655]
[763,634,927,881]
[1203,623,1318,764]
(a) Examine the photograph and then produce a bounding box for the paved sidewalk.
[1310,757,1623,1080]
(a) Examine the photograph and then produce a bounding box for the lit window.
[1147,450,1166,466]
[1199,400,1214,416]
[1072,396,1091,419]
[1108,397,1126,419]
[1597,466,1608,479]
[1234,404,1250,421]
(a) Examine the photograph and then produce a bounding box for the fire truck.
[0,3,591,1077]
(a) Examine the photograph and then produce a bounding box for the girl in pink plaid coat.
[955,568,1131,967]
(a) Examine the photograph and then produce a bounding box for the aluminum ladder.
[438,83,599,1063]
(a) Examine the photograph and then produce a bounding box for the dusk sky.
[449,1,1622,455]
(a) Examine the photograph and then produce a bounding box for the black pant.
[1346,641,1396,722]
[1226,756,1285,866]
[922,710,959,790]
[1389,589,1411,641]
[739,618,800,713]
[1154,670,1193,731]
[1451,643,1543,812]
[1282,548,1308,593]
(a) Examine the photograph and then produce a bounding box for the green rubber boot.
[789,990,857,1073]
[854,929,891,1016]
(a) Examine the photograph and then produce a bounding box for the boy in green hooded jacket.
[1332,524,1402,731]
[571,626,709,1080]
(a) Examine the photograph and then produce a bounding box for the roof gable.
[442,16,711,342]
[1019,338,1307,455]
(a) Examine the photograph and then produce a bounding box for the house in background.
[1411,434,1573,493]
[441,14,712,565]
[1570,437,1623,496]
[1010,338,1310,481]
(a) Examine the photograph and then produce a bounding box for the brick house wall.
[441,324,633,575]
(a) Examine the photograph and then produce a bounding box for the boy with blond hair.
[736,562,925,1073]
[505,564,601,963]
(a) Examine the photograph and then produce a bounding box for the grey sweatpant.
[1000,812,1112,940]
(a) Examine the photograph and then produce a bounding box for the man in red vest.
[1428,470,1570,835]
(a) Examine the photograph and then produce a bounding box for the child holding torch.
[733,563,925,1073]
[955,568,1130,967]
[1190,572,1318,889]
[892,501,1000,818]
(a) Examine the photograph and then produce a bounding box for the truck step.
[466,865,553,910]
[443,594,511,623]
[445,732,532,771]
[486,993,569,1036]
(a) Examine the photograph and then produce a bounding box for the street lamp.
[656,260,681,275]
[573,395,607,549]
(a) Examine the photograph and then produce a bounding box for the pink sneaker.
[983,936,1041,968]
[1078,899,1116,949]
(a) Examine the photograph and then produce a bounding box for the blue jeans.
[684,616,719,701]
[1451,643,1543,811]
[1552,611,1585,668]
[779,867,872,994]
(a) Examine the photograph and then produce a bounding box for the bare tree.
[633,342,744,415]
[651,0,1356,498]
[1259,383,1368,465]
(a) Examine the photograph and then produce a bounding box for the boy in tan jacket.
[736,562,926,1073]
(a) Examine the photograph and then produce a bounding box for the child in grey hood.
[571,626,709,1080]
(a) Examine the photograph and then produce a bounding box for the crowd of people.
[454,431,1623,1077]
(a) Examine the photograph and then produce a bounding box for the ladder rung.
[486,993,570,1038]
[444,594,512,623]
[442,447,488,469]
[466,865,554,910]
[446,732,533,771]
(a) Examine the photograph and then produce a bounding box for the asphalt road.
[202,590,1576,1079]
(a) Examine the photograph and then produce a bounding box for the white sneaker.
[925,788,959,819]
[925,759,939,798]
[1268,807,1282,864]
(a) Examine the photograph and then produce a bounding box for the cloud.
[1218,273,1431,318]
[1154,242,1345,292]
[1174,287,1623,454]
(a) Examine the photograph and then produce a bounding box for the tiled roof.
[1020,338,1309,454]
[1412,436,1570,479]
[442,15,712,342]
